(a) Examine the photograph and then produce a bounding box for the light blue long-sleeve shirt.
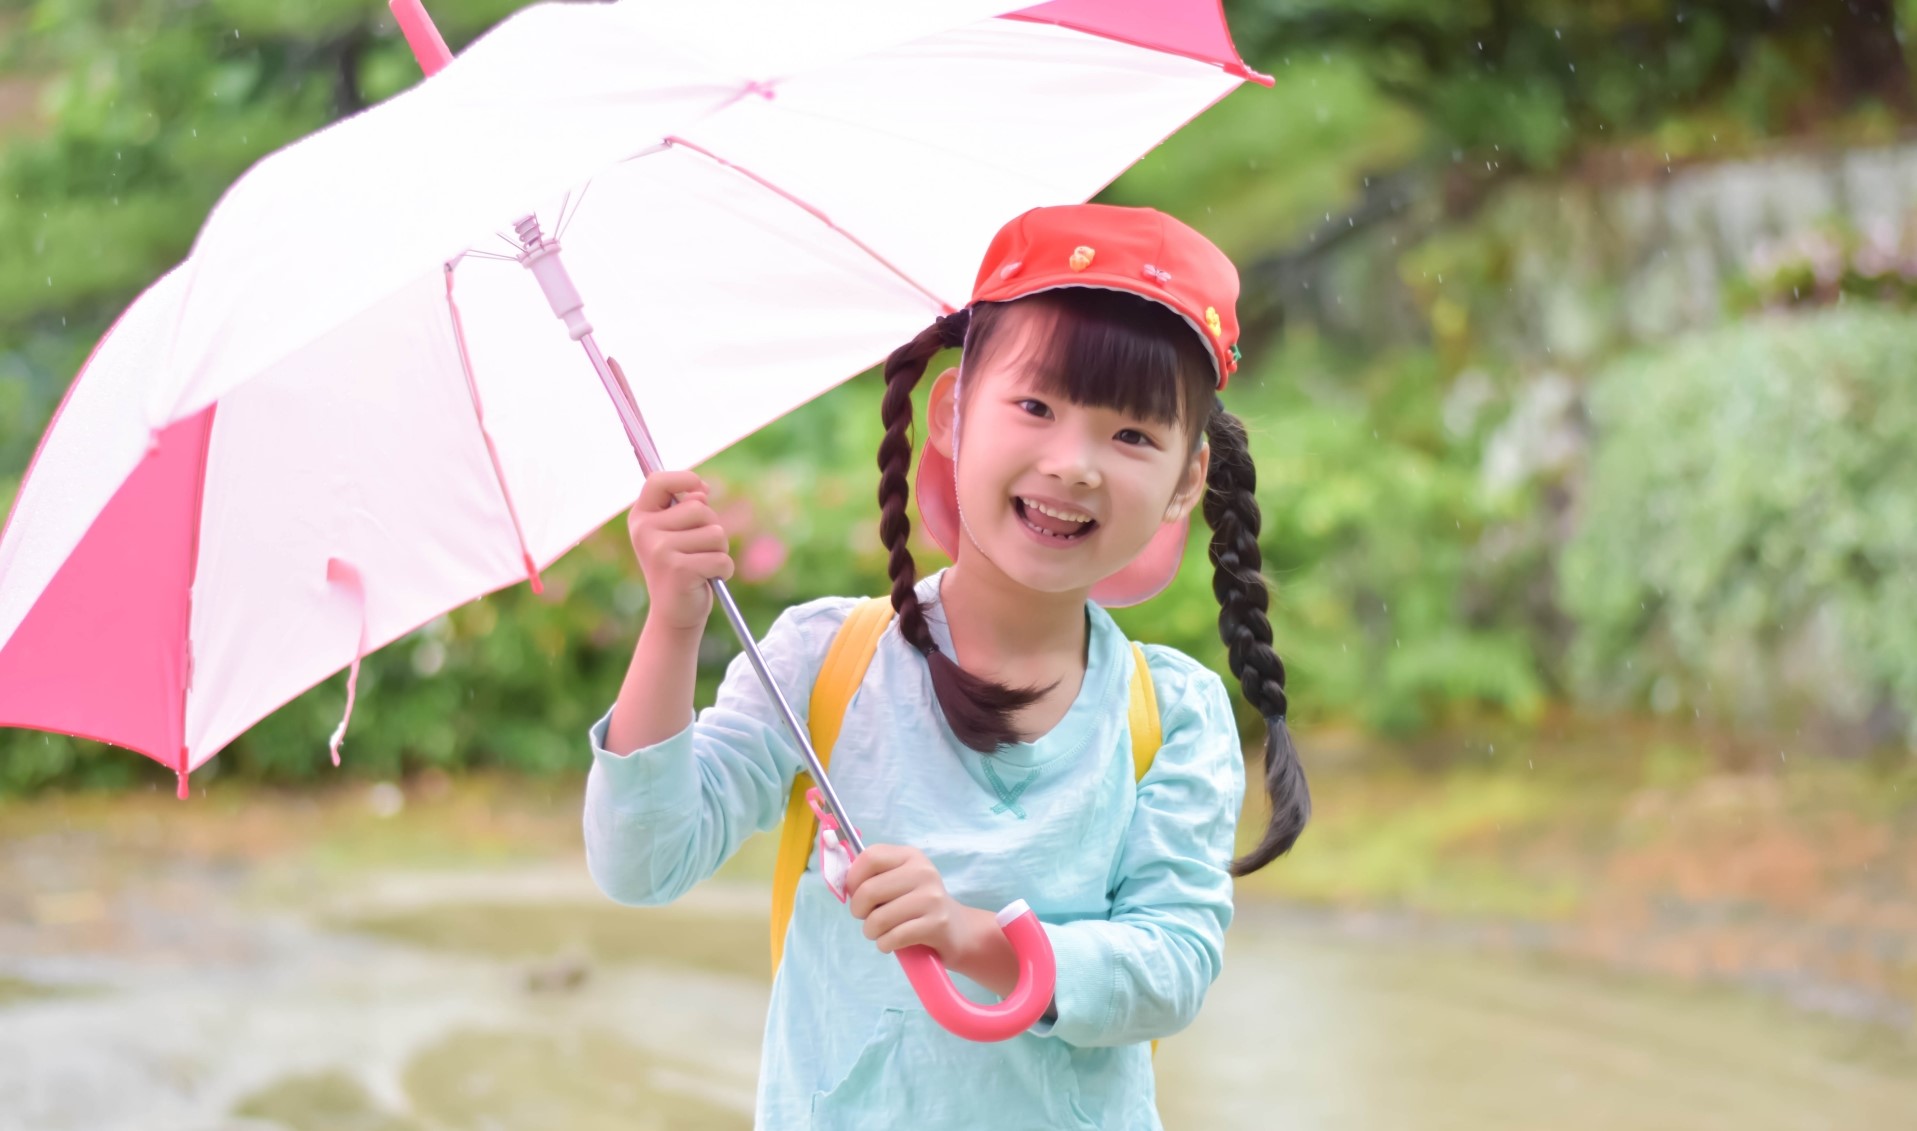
[584,567,1245,1129]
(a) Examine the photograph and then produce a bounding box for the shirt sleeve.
[582,596,853,907]
[1030,649,1247,1047]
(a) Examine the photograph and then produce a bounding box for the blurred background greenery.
[4,4,1917,1123]
[6,0,1915,789]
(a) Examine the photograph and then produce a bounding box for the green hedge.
[1561,305,1917,747]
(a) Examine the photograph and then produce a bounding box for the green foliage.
[1100,340,1549,741]
[1100,54,1424,254]
[1230,0,1911,173]
[0,0,523,336]
[1562,306,1917,744]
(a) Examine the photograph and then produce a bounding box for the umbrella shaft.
[574,332,867,857]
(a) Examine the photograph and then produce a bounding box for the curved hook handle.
[895,900,1055,1042]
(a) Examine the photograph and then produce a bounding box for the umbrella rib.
[558,178,593,241]
[175,402,219,799]
[441,266,546,597]
[663,135,958,315]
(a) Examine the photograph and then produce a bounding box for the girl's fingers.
[872,920,939,955]
[636,470,706,510]
[846,861,919,921]
[686,550,734,582]
[658,522,729,555]
[844,844,910,896]
[860,889,934,945]
[645,498,717,533]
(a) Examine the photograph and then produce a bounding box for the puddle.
[0,974,96,1006]
[404,1028,746,1130]
[334,902,769,984]
[233,1070,422,1131]
[1159,907,1917,1131]
[3,851,1912,1129]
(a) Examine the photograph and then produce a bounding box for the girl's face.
[926,305,1210,598]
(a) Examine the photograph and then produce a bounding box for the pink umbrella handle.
[895,900,1056,1042]
[390,0,454,76]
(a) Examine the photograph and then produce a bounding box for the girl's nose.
[1035,433,1102,487]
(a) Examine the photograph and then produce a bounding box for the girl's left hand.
[844,844,975,958]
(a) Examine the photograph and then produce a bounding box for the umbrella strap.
[326,558,370,767]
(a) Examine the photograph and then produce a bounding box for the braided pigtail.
[1203,405,1310,875]
[876,309,1056,752]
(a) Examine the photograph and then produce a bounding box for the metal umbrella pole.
[512,215,869,853]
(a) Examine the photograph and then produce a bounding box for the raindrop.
[1569,63,1576,73]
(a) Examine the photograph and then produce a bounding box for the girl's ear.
[1166,438,1210,522]
[927,367,961,459]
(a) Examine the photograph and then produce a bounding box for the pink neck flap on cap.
[914,438,1191,608]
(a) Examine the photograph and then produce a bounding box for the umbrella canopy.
[0,0,1266,795]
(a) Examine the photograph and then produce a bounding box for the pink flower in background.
[739,533,789,583]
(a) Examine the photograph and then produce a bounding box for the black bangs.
[964,288,1217,444]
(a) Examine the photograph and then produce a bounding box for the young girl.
[584,203,1308,1129]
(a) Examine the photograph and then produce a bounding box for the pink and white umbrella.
[0,0,1266,1038]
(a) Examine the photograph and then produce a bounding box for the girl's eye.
[1015,398,1050,418]
[1116,429,1154,447]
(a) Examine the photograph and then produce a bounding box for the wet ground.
[2,780,1913,1130]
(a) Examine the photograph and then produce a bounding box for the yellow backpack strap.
[769,596,895,974]
[1127,641,1161,783]
[1127,640,1164,1059]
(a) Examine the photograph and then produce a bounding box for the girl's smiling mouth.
[1013,495,1098,543]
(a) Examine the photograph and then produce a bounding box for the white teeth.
[1020,497,1094,523]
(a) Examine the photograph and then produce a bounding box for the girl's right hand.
[626,470,735,632]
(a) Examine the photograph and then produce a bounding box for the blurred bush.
[1561,305,1917,750]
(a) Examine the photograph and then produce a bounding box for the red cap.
[968,202,1240,386]
[915,203,1241,607]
